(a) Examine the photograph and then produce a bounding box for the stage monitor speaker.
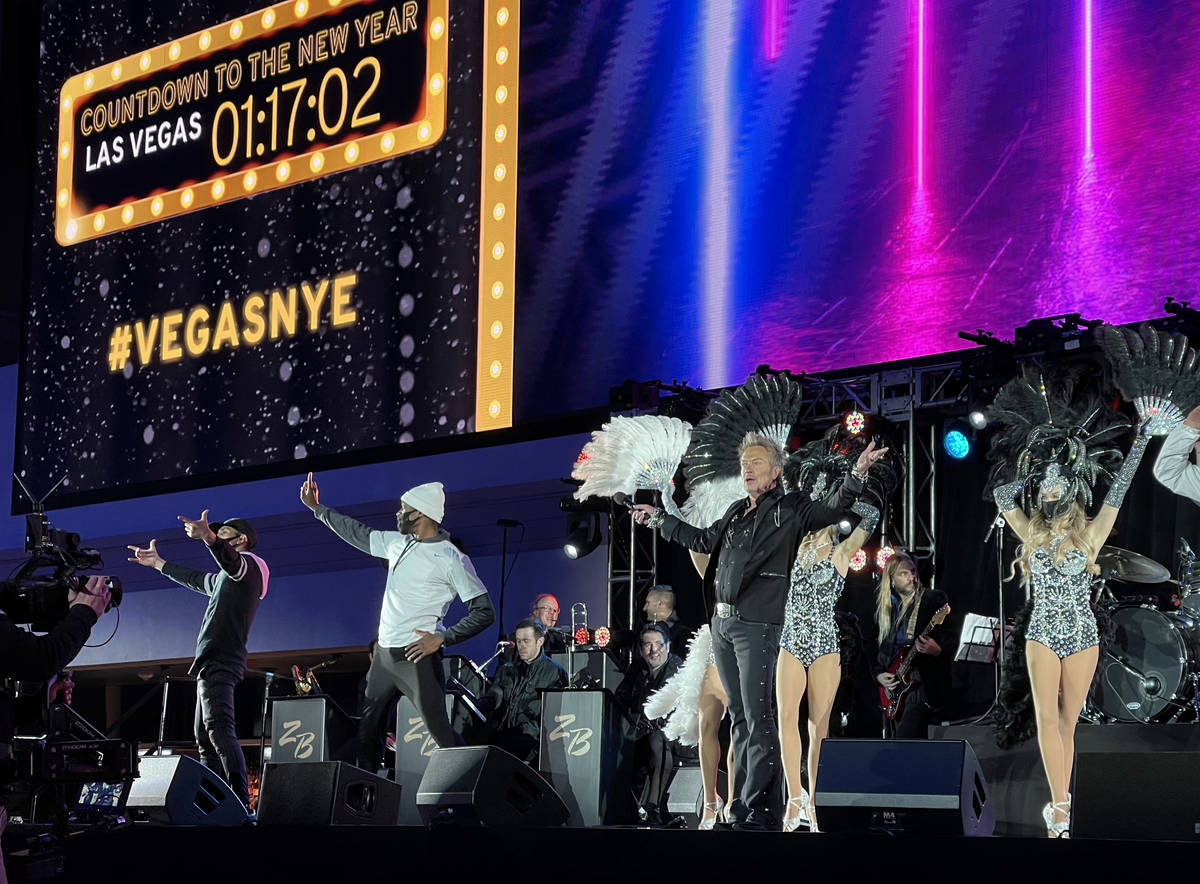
[257,761,403,826]
[416,746,569,828]
[814,739,993,836]
[125,755,250,826]
[1074,750,1200,840]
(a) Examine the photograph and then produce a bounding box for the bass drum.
[1093,605,1200,723]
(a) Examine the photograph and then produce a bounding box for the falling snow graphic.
[19,1,484,508]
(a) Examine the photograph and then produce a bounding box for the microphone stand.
[494,519,522,646]
[245,667,296,778]
[968,514,1007,725]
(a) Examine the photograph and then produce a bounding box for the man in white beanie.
[301,472,494,770]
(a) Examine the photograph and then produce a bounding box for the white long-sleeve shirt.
[1153,423,1200,503]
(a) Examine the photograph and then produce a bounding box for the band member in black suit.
[634,433,882,829]
[871,553,951,739]
[614,622,687,827]
[477,619,567,762]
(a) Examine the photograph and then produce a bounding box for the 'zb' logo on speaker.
[403,717,438,757]
[279,719,317,760]
[548,714,592,756]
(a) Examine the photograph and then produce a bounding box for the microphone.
[983,513,1005,544]
[612,492,635,509]
[496,640,514,648]
[497,518,522,527]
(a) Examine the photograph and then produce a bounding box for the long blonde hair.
[875,553,920,643]
[1009,500,1098,585]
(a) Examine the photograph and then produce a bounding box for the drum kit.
[1089,539,1200,724]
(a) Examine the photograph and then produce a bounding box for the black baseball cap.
[211,518,257,550]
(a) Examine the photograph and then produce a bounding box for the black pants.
[712,615,783,827]
[886,683,936,739]
[194,671,249,807]
[357,646,458,770]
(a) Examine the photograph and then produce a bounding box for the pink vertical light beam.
[1083,0,1094,157]
[916,0,926,189]
[764,0,784,61]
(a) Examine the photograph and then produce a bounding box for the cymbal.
[1096,546,1170,584]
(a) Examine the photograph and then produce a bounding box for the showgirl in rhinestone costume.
[776,428,893,832]
[987,355,1158,838]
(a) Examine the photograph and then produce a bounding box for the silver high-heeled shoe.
[698,795,725,831]
[783,788,811,832]
[1043,799,1070,838]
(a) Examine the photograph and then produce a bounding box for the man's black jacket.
[0,607,97,681]
[479,651,567,742]
[657,474,862,624]
[614,653,683,739]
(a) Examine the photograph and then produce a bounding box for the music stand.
[954,614,1004,664]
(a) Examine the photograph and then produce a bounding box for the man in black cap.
[128,509,269,809]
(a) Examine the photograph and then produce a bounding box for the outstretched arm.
[832,501,880,574]
[301,473,380,555]
[1153,410,1200,503]
[1089,431,1151,553]
[633,505,722,554]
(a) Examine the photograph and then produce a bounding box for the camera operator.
[0,576,111,701]
[0,576,111,818]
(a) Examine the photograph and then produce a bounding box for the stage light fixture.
[845,410,866,435]
[574,626,591,645]
[849,549,868,572]
[563,511,601,559]
[943,419,973,460]
[968,409,988,430]
[875,545,895,569]
[594,626,611,648]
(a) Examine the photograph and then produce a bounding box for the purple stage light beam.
[701,1,735,387]
[764,0,784,61]
[1083,0,1094,157]
[916,0,926,189]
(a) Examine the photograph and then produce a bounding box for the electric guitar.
[878,603,950,721]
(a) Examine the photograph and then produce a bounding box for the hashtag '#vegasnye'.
[107,324,132,372]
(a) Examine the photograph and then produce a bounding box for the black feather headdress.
[983,365,1128,511]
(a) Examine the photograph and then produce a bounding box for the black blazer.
[658,476,862,625]
[614,653,683,738]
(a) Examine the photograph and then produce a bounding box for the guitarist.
[871,553,951,738]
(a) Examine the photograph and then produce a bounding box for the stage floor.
[9,822,1200,883]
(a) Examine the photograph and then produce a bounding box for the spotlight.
[563,512,601,559]
[943,419,973,460]
[875,545,895,569]
[968,409,988,430]
[574,626,591,645]
[849,549,868,572]
[845,411,866,435]
[594,626,611,648]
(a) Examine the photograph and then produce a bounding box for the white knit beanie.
[401,482,446,524]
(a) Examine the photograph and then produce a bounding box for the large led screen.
[20,0,517,509]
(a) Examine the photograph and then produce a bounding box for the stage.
[9,821,1199,883]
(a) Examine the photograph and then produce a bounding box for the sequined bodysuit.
[780,542,844,667]
[1024,534,1098,658]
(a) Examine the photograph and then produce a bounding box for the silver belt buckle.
[716,603,734,619]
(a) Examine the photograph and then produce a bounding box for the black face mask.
[1040,498,1073,522]
[397,511,419,534]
